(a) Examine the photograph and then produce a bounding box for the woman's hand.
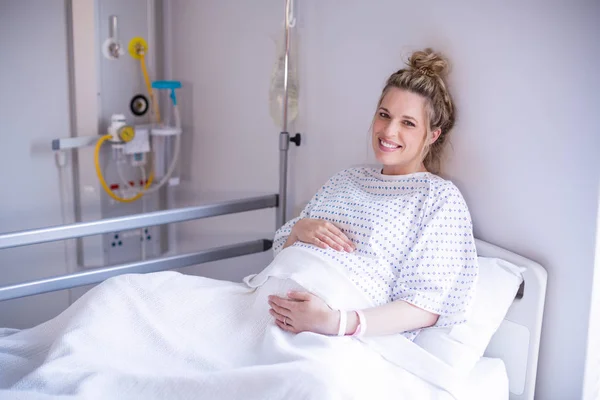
[268,291,339,335]
[289,218,355,252]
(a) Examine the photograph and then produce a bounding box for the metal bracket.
[279,131,290,151]
[279,132,302,150]
[290,133,301,146]
[51,135,102,151]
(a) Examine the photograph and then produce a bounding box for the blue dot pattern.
[272,168,479,340]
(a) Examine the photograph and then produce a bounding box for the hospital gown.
[273,167,478,340]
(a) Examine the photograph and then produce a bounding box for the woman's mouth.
[378,138,402,152]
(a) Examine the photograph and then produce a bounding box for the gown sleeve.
[392,182,479,328]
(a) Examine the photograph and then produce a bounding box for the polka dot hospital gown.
[273,167,479,340]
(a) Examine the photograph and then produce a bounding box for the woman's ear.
[430,128,442,144]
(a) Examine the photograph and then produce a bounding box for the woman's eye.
[403,120,416,127]
[379,112,390,119]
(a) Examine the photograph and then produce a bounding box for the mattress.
[463,357,510,400]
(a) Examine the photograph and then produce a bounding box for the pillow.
[413,256,525,375]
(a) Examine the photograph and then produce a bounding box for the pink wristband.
[350,310,367,337]
[337,310,347,336]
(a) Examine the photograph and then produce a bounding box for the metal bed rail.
[0,240,272,301]
[0,195,278,301]
[0,194,278,250]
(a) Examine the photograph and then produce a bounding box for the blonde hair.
[376,48,455,173]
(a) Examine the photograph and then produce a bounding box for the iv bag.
[269,33,299,129]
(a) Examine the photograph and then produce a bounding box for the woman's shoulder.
[427,173,463,194]
[424,174,471,214]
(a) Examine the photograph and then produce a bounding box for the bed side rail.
[0,194,277,250]
[0,195,278,301]
[0,239,272,301]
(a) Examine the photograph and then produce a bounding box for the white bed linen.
[0,247,481,400]
[463,357,509,400]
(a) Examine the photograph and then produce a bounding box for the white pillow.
[413,256,525,375]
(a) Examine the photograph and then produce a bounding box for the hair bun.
[408,48,450,78]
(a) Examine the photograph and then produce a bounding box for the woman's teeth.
[380,139,400,149]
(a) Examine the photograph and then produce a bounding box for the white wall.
[165,0,282,280]
[169,1,600,399]
[0,0,73,328]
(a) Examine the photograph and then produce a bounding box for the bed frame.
[0,0,548,394]
[0,209,548,400]
[477,239,547,400]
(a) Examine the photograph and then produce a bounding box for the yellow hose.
[140,55,161,124]
[128,37,159,123]
[94,135,154,203]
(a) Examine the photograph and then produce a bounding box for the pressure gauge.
[118,125,135,143]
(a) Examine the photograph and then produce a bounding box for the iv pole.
[277,0,301,230]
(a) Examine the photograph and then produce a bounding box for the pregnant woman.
[268,47,478,340]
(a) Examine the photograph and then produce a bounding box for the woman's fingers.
[294,219,355,252]
[317,233,344,251]
[317,227,354,252]
[275,318,296,333]
[312,237,329,250]
[269,300,291,317]
[269,308,287,323]
[325,223,355,251]
[270,309,297,333]
[329,232,354,252]
[287,291,313,301]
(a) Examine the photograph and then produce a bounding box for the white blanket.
[0,247,468,400]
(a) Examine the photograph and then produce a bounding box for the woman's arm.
[340,299,439,336]
[274,171,355,255]
[268,291,438,336]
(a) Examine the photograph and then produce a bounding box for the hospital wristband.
[337,310,347,336]
[350,310,367,337]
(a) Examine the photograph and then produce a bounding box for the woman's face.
[372,87,438,175]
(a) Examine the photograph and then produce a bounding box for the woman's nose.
[383,120,398,137]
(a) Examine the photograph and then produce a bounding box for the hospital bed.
[0,189,547,400]
[0,46,546,394]
[0,0,547,396]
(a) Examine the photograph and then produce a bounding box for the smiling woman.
[271,48,476,341]
[372,48,455,175]
[373,89,433,175]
